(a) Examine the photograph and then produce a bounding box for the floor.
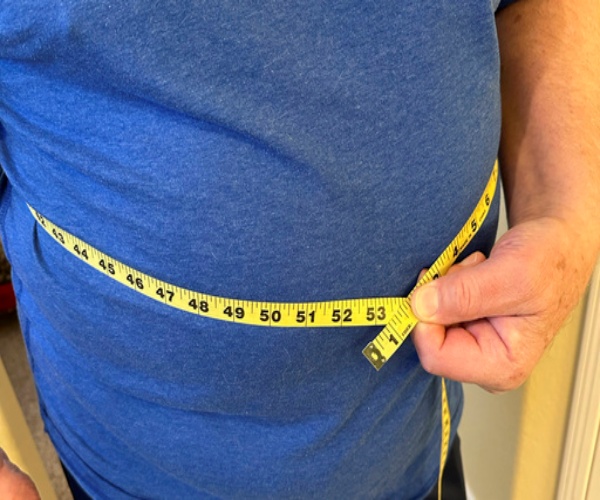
[0,312,72,499]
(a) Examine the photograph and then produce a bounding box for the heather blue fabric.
[1,2,507,498]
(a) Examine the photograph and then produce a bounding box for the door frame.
[556,260,600,499]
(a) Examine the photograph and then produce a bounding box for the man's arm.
[411,0,600,392]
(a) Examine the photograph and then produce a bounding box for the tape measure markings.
[362,162,498,369]
[28,163,497,500]
[438,377,452,500]
[29,161,497,369]
[33,204,409,327]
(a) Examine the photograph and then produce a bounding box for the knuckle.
[501,360,529,391]
[485,374,523,393]
[452,276,481,318]
[501,373,526,392]
[418,351,439,375]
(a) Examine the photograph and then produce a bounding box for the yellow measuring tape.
[28,161,498,497]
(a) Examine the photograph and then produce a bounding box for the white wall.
[460,384,523,499]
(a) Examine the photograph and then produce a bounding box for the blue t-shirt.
[1,1,512,498]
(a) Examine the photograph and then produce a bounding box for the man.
[0,0,598,498]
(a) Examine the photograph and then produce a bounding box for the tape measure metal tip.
[362,343,386,370]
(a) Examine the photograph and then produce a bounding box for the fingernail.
[461,253,481,266]
[413,285,439,321]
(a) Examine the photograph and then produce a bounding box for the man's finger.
[412,319,527,392]
[411,250,536,325]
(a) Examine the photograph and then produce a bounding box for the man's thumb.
[411,252,493,324]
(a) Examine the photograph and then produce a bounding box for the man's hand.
[411,216,596,393]
[412,0,600,392]
[0,448,40,500]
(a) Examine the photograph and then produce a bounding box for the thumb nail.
[413,284,439,321]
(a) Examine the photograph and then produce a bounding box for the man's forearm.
[496,0,600,253]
